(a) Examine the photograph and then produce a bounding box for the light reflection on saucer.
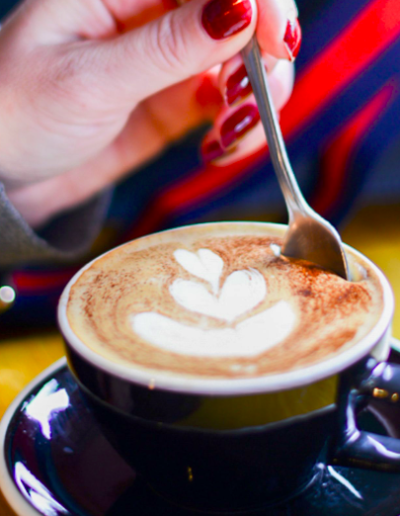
[24,379,69,439]
[14,462,68,515]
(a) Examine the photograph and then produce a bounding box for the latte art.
[169,268,266,322]
[66,223,384,380]
[174,249,223,295]
[170,251,266,322]
[131,248,296,357]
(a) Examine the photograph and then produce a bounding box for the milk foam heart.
[174,249,223,294]
[171,249,265,320]
[170,261,266,322]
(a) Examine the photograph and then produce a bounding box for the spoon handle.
[241,37,307,218]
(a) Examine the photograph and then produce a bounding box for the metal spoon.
[242,37,349,280]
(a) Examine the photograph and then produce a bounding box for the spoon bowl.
[284,207,349,278]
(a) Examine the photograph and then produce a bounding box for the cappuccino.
[66,223,384,380]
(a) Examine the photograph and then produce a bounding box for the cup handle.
[330,358,400,470]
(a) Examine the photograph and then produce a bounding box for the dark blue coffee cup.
[58,223,399,512]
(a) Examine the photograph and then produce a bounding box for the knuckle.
[41,47,109,117]
[152,13,191,75]
[50,50,90,100]
[25,49,98,129]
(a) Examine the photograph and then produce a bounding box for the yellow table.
[0,204,399,515]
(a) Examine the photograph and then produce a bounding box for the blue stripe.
[325,88,400,221]
[296,0,374,70]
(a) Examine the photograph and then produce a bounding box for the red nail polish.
[201,139,225,162]
[202,0,252,40]
[225,65,252,106]
[284,19,302,61]
[220,104,260,147]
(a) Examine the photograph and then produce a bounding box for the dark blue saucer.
[3,352,400,516]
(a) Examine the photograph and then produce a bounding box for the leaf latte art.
[67,223,384,380]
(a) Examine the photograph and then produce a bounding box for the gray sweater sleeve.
[0,183,112,268]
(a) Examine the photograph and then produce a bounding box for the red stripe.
[280,0,400,136]
[127,0,400,240]
[311,82,396,214]
[12,269,77,293]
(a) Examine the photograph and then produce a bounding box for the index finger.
[256,0,300,61]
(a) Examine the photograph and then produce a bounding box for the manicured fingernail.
[220,104,260,147]
[202,0,252,40]
[284,19,302,61]
[225,64,252,106]
[201,139,225,162]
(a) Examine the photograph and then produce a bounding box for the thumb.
[84,0,257,104]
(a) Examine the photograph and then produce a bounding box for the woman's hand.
[0,0,299,226]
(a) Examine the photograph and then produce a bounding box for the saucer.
[2,347,400,516]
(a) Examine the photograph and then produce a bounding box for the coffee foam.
[66,224,384,380]
[132,300,295,357]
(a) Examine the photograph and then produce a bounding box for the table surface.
[0,204,399,516]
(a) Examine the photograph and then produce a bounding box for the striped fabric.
[2,0,400,329]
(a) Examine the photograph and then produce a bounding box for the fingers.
[78,0,257,105]
[101,0,171,32]
[201,122,266,165]
[9,0,180,47]
[7,0,117,45]
[95,0,300,108]
[16,0,300,61]
[256,0,300,61]
[201,58,294,165]
[218,53,279,107]
[9,0,298,113]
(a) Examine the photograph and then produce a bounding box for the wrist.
[5,175,74,228]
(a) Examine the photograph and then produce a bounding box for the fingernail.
[201,139,225,162]
[284,19,302,61]
[220,104,260,147]
[226,63,268,105]
[202,0,252,40]
[225,65,252,106]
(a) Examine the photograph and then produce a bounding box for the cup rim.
[58,221,395,396]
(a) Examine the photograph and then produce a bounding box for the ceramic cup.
[58,222,400,512]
